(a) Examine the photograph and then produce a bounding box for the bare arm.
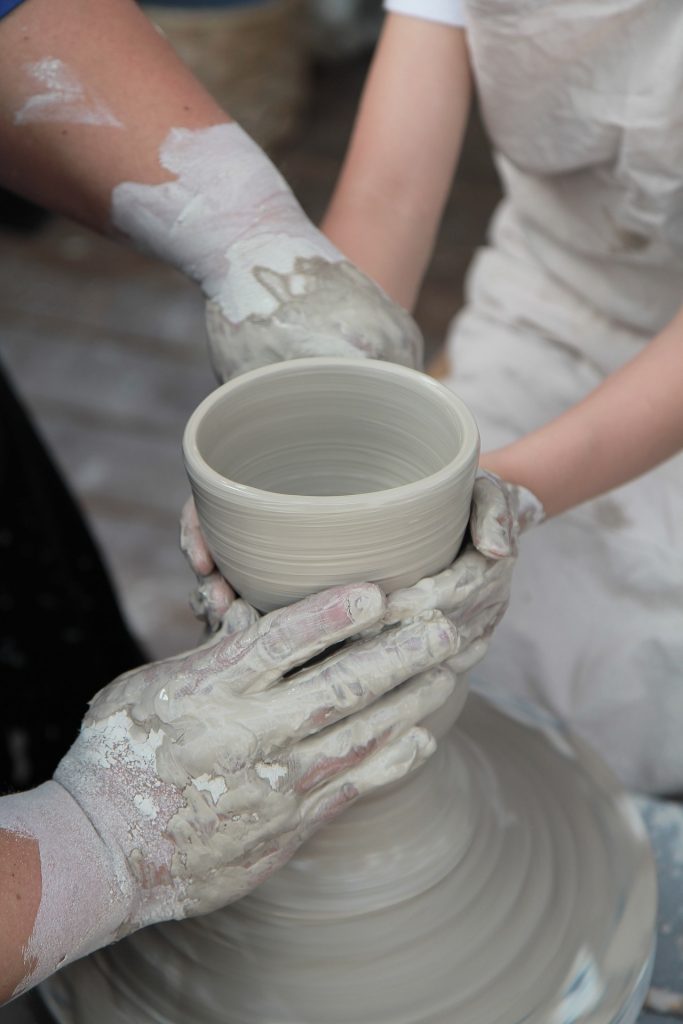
[0,830,41,1003]
[322,13,472,310]
[0,0,423,378]
[0,0,231,229]
[481,304,683,517]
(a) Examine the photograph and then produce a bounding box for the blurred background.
[0,0,500,662]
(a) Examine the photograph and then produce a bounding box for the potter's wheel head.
[40,695,657,1024]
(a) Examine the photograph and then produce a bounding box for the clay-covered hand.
[111,122,422,381]
[468,470,546,560]
[180,495,234,632]
[383,472,545,673]
[55,583,458,936]
[205,257,423,381]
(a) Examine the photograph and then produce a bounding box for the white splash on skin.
[15,58,123,127]
[112,123,340,322]
[133,794,158,820]
[2,782,132,999]
[111,123,422,379]
[255,762,289,788]
[194,774,228,804]
[79,709,163,771]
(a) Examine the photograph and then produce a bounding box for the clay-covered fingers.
[470,471,545,559]
[377,548,515,676]
[265,611,458,742]
[205,261,424,381]
[383,546,513,625]
[445,638,491,675]
[218,598,260,637]
[442,594,510,674]
[469,472,517,558]
[180,496,215,576]
[190,571,236,633]
[180,496,235,629]
[300,727,436,830]
[291,665,456,794]
[217,583,387,694]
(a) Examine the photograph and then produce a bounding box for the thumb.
[470,472,545,559]
[180,496,215,577]
[181,496,236,631]
[469,471,519,559]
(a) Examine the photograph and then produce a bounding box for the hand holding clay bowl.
[183,357,480,614]
[46,365,656,1024]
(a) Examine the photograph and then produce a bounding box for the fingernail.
[308,582,385,631]
[346,583,386,626]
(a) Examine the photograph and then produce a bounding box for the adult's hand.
[1,583,458,998]
[110,122,423,381]
[180,496,234,632]
[204,255,424,381]
[58,583,457,925]
[2,2,422,381]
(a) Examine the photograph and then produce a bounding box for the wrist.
[322,193,432,310]
[54,714,188,933]
[0,781,132,995]
[111,122,343,320]
[479,449,549,514]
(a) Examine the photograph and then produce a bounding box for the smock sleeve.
[383,1,465,27]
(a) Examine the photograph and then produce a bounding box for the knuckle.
[258,615,295,664]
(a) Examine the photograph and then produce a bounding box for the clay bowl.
[183,357,480,612]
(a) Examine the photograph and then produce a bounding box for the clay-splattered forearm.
[111,121,422,378]
[0,0,422,377]
[0,0,228,228]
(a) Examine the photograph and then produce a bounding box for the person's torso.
[465,0,683,334]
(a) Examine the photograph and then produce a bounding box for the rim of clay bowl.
[183,357,480,509]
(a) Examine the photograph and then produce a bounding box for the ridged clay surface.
[183,358,480,611]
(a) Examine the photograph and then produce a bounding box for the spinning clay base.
[41,691,656,1024]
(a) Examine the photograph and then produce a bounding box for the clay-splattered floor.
[0,55,499,660]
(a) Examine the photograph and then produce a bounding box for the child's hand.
[381,473,545,673]
[180,496,234,632]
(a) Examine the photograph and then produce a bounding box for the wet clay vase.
[182,357,480,612]
[41,361,656,1024]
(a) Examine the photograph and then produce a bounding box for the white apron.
[444,0,683,793]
